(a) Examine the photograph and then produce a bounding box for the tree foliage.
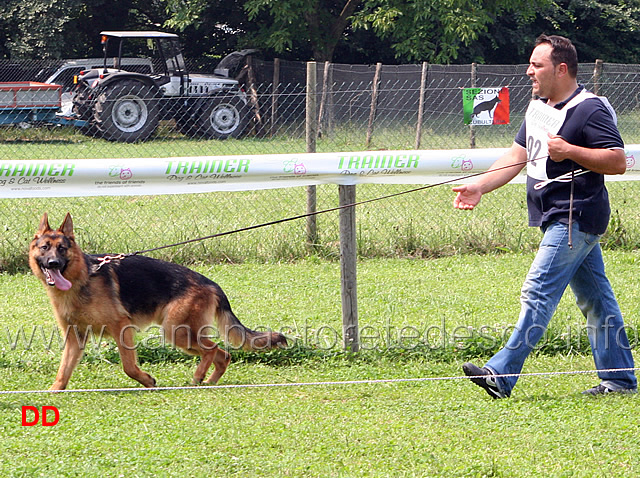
[0,0,82,58]
[525,0,640,63]
[243,0,363,61]
[164,0,252,58]
[2,0,640,64]
[0,0,168,59]
[352,0,546,63]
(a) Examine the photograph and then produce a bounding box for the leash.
[568,164,575,249]
[97,157,536,263]
[95,153,587,266]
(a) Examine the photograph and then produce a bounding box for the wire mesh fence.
[1,58,640,271]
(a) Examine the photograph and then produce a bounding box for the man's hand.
[547,133,570,163]
[451,142,528,210]
[452,183,483,210]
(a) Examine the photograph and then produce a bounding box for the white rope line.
[1,367,638,395]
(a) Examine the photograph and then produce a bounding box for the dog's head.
[29,213,76,291]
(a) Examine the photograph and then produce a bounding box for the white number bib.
[525,90,598,181]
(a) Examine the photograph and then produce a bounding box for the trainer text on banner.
[1,148,639,198]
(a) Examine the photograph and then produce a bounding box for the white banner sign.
[2,147,640,198]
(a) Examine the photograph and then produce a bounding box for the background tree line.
[1,0,639,65]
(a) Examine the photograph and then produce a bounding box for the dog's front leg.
[111,320,156,388]
[50,326,84,391]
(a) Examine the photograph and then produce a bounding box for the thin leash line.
[1,367,637,395]
[568,163,575,248]
[131,157,539,256]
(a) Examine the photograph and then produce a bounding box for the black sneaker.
[582,384,637,396]
[462,362,510,399]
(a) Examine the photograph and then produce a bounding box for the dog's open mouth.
[41,266,72,291]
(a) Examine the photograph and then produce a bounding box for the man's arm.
[452,142,527,210]
[547,133,626,175]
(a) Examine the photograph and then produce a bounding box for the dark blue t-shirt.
[514,86,624,235]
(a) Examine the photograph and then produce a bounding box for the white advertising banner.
[1,146,640,198]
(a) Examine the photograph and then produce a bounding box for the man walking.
[452,34,637,398]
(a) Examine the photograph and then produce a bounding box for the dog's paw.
[49,382,66,392]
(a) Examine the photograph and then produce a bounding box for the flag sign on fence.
[463,87,510,125]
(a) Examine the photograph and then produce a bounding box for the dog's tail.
[214,294,288,351]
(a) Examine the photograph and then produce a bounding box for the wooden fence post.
[470,62,477,149]
[365,62,382,149]
[339,184,359,352]
[415,61,428,149]
[246,55,263,136]
[593,59,603,96]
[318,61,332,138]
[271,58,280,137]
[306,62,318,247]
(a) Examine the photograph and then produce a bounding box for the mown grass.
[1,255,639,476]
[2,118,640,476]
[2,355,639,477]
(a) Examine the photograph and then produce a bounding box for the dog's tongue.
[48,269,72,291]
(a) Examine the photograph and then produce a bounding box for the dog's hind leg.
[110,319,156,388]
[201,340,231,385]
[169,325,231,385]
[192,342,231,385]
[50,326,84,390]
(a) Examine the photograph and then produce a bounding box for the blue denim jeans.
[485,221,637,395]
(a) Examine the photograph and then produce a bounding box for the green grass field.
[2,120,640,475]
[1,255,639,476]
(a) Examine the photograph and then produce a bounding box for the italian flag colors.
[463,87,510,125]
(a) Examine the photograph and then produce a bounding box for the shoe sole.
[582,387,637,396]
[462,363,509,399]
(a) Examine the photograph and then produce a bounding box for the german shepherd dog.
[29,213,287,390]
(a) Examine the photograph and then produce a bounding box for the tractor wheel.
[195,95,249,140]
[93,80,160,142]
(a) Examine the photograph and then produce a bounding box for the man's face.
[526,43,557,99]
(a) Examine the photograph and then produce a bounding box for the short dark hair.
[535,34,578,78]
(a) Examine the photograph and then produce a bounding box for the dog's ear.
[58,213,75,239]
[36,213,51,236]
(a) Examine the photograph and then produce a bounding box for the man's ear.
[556,62,569,78]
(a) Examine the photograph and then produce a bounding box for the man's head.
[527,34,579,104]
[535,34,578,78]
